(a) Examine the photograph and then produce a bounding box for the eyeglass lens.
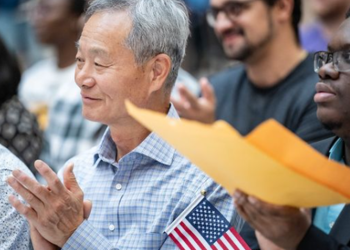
[314,51,350,73]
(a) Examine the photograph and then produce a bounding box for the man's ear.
[273,0,293,23]
[148,53,172,94]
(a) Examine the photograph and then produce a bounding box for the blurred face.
[315,18,350,137]
[75,11,153,126]
[210,0,275,61]
[31,0,79,44]
[309,0,350,19]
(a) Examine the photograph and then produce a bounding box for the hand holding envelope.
[125,100,350,207]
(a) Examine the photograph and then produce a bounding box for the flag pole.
[164,190,206,234]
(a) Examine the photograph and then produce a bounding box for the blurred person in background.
[19,0,84,115]
[172,0,334,248]
[182,0,232,77]
[0,35,42,173]
[19,0,105,174]
[0,0,42,67]
[300,0,350,52]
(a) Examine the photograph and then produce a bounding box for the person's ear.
[273,0,293,23]
[147,53,172,94]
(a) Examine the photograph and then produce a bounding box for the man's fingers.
[83,200,93,219]
[247,196,300,217]
[9,169,50,204]
[7,176,44,211]
[235,190,299,217]
[63,164,82,195]
[170,97,186,115]
[178,84,200,110]
[200,78,216,104]
[8,194,37,220]
[35,160,64,194]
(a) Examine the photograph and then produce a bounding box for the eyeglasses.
[206,0,260,27]
[314,50,350,73]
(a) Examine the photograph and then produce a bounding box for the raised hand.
[171,78,216,124]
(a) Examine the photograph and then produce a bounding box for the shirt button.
[109,224,115,231]
[115,183,122,190]
[329,222,335,228]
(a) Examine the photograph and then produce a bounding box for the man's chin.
[224,47,251,61]
[317,108,343,134]
[318,115,342,134]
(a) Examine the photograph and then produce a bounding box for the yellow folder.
[126,101,350,208]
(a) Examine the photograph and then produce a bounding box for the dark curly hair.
[263,0,302,44]
[0,36,21,105]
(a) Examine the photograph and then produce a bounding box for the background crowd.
[0,0,350,249]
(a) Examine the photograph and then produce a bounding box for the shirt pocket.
[118,232,168,249]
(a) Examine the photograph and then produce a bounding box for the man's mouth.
[314,82,336,103]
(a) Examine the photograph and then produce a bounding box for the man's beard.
[222,14,274,62]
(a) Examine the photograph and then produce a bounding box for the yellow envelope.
[126,100,350,207]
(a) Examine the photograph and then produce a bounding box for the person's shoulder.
[209,63,245,85]
[291,54,316,78]
[0,145,34,178]
[208,64,245,97]
[282,54,318,93]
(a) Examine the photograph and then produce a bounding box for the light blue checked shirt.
[58,104,243,250]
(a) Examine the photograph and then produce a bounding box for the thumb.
[63,163,80,192]
[83,200,93,219]
[200,78,215,104]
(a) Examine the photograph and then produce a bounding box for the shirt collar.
[95,103,178,166]
[329,138,345,164]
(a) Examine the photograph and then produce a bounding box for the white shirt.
[19,58,76,111]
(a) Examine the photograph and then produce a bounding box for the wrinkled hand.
[171,78,216,124]
[7,160,85,247]
[30,200,93,250]
[233,190,311,250]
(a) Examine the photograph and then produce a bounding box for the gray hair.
[86,0,190,90]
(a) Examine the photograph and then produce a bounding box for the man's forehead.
[76,41,110,56]
[328,18,350,51]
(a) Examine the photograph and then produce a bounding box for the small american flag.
[165,194,250,250]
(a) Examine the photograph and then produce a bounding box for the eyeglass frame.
[314,50,350,73]
[206,0,261,27]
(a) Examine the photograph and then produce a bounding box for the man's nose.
[75,65,95,89]
[318,63,340,80]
